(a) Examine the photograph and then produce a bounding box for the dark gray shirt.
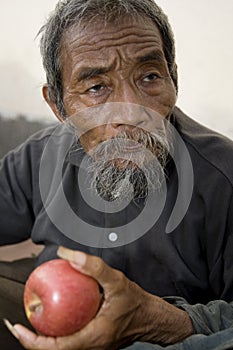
[1,107,233,335]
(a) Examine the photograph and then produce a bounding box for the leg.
[0,258,35,350]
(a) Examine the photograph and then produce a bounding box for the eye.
[87,84,105,94]
[142,73,159,82]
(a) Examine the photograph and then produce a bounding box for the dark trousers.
[0,258,35,350]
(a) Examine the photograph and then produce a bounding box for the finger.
[57,246,124,289]
[3,319,20,340]
[6,321,57,350]
[56,315,115,350]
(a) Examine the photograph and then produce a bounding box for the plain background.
[0,0,233,138]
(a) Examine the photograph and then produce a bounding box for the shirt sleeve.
[0,143,35,245]
[221,194,233,301]
[164,296,233,335]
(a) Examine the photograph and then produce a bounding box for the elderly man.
[1,0,233,349]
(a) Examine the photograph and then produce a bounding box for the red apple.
[24,259,101,337]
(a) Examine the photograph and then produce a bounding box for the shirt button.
[108,232,118,242]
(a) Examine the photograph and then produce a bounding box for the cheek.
[165,80,177,105]
[161,85,177,109]
[63,95,84,116]
[79,133,94,153]
[149,82,177,115]
[79,127,104,154]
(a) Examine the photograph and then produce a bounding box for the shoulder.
[6,123,73,157]
[17,123,68,147]
[173,107,233,186]
[0,123,75,177]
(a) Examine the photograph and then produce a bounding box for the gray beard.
[83,128,171,202]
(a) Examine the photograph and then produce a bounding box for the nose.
[109,82,149,128]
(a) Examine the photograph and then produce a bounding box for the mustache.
[112,127,164,146]
[90,127,170,161]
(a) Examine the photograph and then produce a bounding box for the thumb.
[57,246,120,288]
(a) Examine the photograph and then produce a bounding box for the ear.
[42,85,64,123]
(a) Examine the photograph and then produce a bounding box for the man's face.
[60,15,177,152]
[57,15,177,200]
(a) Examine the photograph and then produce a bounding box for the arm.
[0,143,35,245]
[6,247,194,350]
[164,296,233,335]
[164,195,233,336]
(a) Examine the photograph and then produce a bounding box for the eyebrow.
[136,50,165,63]
[76,66,114,83]
[75,50,165,83]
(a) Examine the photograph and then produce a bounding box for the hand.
[5,247,193,349]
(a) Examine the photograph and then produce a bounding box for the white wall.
[0,1,233,138]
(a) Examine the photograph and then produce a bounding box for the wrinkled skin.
[10,248,193,350]
[43,15,177,153]
[8,16,194,350]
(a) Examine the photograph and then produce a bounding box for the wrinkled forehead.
[60,14,163,58]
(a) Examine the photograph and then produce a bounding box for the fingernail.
[57,246,74,261]
[3,319,19,340]
[57,246,86,267]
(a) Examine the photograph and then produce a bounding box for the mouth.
[120,139,144,153]
[88,126,165,164]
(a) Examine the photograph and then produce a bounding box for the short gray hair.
[39,0,178,118]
